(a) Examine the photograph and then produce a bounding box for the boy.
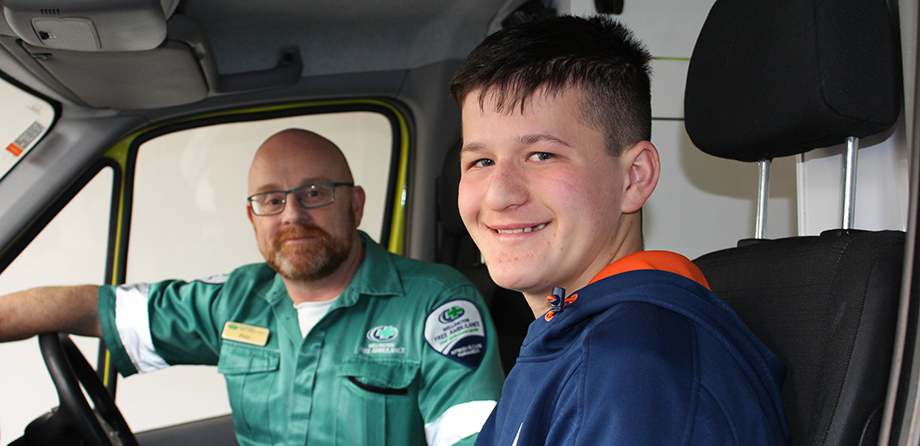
[451,15,791,445]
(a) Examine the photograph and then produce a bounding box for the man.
[0,129,504,446]
[450,16,791,445]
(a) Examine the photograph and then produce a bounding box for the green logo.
[367,325,399,342]
[439,306,465,323]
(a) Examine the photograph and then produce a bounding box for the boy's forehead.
[459,90,613,165]
[462,84,586,115]
[459,86,592,138]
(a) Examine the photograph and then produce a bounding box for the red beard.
[265,224,352,282]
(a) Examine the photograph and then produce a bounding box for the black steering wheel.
[16,333,138,446]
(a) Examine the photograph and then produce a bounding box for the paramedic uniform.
[98,232,504,446]
[475,251,791,446]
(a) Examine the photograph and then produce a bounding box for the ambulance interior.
[0,0,917,445]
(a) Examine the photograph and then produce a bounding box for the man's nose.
[280,192,313,223]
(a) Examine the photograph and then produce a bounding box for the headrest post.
[755,159,771,239]
[842,136,860,230]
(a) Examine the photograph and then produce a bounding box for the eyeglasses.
[247,182,354,216]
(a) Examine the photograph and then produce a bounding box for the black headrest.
[684,0,902,162]
[436,140,466,237]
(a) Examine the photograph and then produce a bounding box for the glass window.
[115,112,394,431]
[0,77,55,181]
[0,168,113,445]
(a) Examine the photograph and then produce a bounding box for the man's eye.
[471,159,494,168]
[529,152,554,161]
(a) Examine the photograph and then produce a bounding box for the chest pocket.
[334,357,426,446]
[338,357,419,393]
[217,342,281,444]
[217,342,279,373]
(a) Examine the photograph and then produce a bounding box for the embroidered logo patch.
[367,326,399,342]
[425,300,486,368]
[361,325,406,355]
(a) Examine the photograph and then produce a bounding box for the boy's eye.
[472,159,495,168]
[529,152,554,161]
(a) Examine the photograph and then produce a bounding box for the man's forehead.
[248,155,341,194]
[251,175,333,190]
[252,142,349,174]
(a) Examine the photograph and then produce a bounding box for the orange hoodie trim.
[588,251,711,290]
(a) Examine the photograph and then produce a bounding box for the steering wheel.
[19,333,138,446]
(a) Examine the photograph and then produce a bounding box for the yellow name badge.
[221,321,270,346]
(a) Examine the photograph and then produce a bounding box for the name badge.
[221,321,270,346]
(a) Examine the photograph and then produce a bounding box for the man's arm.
[419,285,504,446]
[0,285,102,342]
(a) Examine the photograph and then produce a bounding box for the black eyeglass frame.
[247,182,354,216]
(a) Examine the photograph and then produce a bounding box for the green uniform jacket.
[98,233,504,446]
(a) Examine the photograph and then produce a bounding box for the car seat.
[684,0,904,445]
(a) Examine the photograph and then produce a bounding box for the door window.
[116,111,396,431]
[0,77,55,182]
[0,168,113,445]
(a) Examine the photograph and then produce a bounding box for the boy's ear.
[621,140,660,214]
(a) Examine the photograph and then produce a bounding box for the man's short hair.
[450,15,652,156]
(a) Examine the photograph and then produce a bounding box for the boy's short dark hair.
[450,15,652,156]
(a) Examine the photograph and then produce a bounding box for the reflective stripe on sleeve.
[114,283,169,373]
[424,400,497,446]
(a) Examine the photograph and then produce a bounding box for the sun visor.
[3,0,179,51]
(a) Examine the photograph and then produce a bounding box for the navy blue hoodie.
[475,251,791,446]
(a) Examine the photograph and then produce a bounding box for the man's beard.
[264,224,353,282]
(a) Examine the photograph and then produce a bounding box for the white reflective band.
[114,283,169,373]
[425,400,497,446]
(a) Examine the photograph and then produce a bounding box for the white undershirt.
[294,297,338,337]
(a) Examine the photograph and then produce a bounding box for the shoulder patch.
[425,300,486,368]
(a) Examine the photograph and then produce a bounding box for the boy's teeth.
[497,223,546,234]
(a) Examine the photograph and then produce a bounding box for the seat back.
[684,0,904,445]
[694,232,903,445]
